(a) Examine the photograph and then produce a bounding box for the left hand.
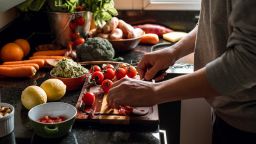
[107,77,159,108]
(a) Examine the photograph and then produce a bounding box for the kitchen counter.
[0,43,161,144]
[0,10,197,144]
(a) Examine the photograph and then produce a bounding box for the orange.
[14,39,30,56]
[1,43,24,62]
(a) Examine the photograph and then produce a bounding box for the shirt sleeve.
[205,0,256,95]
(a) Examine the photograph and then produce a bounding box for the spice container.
[0,103,14,137]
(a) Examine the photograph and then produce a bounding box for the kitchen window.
[115,0,201,10]
[144,0,201,10]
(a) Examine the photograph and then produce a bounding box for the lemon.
[21,86,47,110]
[40,79,66,101]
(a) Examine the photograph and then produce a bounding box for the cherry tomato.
[69,21,77,31]
[101,79,113,93]
[119,63,128,71]
[82,92,95,106]
[104,68,115,80]
[70,32,80,40]
[127,65,137,78]
[73,37,85,46]
[90,65,101,73]
[75,5,84,11]
[115,67,126,80]
[75,16,85,26]
[92,71,104,85]
[102,64,114,70]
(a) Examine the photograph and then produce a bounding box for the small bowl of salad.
[50,58,89,90]
[28,102,77,138]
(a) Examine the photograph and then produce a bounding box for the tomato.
[75,16,85,26]
[82,92,95,106]
[127,65,137,78]
[38,115,66,124]
[115,67,126,80]
[73,37,85,46]
[90,65,101,73]
[104,68,115,80]
[70,32,80,40]
[69,21,77,31]
[101,79,113,93]
[102,64,114,70]
[92,71,104,85]
[118,63,128,71]
[75,5,84,11]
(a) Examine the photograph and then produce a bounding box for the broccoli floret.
[76,37,115,61]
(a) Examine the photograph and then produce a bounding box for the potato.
[118,20,134,39]
[103,17,119,33]
[109,28,123,40]
[129,28,144,39]
[97,33,110,39]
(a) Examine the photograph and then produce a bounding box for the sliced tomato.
[38,115,66,123]
[101,79,113,93]
[104,68,115,80]
[127,65,137,78]
[82,92,96,106]
[92,71,104,85]
[115,67,126,80]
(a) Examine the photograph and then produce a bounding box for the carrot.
[3,59,45,68]
[29,56,68,60]
[0,63,40,70]
[32,49,66,56]
[140,33,159,45]
[0,66,37,78]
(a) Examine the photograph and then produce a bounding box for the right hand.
[138,48,177,80]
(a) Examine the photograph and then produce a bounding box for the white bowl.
[0,103,14,137]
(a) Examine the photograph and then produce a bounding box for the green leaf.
[29,0,47,11]
[100,11,112,21]
[107,7,118,16]
[17,0,34,12]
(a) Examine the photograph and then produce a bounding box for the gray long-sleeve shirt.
[195,0,256,133]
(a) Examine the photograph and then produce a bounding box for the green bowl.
[28,102,77,138]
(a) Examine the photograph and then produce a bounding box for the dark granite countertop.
[0,10,198,144]
[0,45,160,144]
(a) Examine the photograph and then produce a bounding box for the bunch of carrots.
[0,49,69,78]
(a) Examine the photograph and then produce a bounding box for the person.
[107,0,256,143]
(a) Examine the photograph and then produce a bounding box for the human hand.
[137,48,177,80]
[107,77,159,108]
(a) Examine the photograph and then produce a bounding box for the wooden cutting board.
[75,80,159,126]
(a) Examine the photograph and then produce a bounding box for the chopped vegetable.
[50,58,88,78]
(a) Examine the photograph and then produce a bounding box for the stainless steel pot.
[48,11,92,47]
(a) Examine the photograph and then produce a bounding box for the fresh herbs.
[81,0,118,26]
[17,0,118,26]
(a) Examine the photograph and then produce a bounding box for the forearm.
[154,67,219,103]
[171,25,198,61]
